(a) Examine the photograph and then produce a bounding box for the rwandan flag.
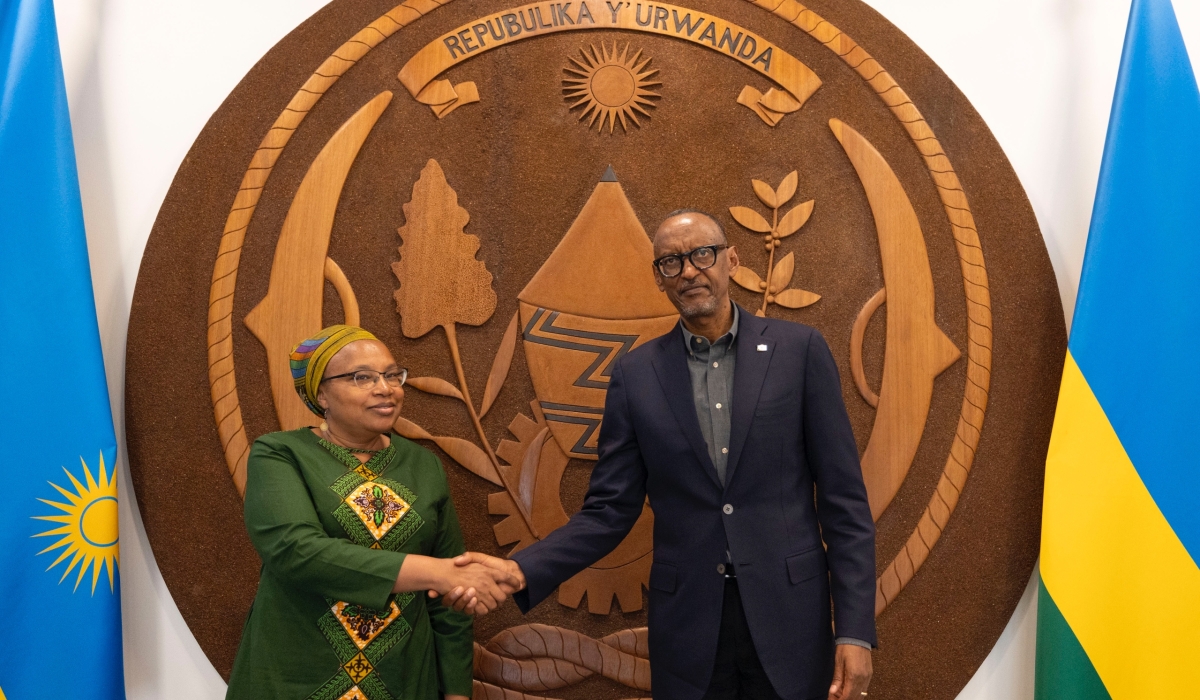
[0,0,125,697]
[1035,0,1200,697]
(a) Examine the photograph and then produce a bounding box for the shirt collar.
[680,303,739,356]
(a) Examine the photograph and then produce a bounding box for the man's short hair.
[661,208,727,244]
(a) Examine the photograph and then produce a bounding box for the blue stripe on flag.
[1,0,125,696]
[1067,0,1200,564]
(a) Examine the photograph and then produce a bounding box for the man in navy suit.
[459,210,875,700]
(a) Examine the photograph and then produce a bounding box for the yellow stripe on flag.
[1041,352,1200,698]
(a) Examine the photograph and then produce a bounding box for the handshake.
[421,552,526,616]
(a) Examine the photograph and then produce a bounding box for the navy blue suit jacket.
[512,307,876,700]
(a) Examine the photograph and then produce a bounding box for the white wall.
[52,0,1200,697]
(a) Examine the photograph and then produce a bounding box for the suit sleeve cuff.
[513,587,533,614]
[835,637,874,649]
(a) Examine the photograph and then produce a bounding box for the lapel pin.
[757,344,768,351]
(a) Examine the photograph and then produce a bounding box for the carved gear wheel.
[491,401,653,614]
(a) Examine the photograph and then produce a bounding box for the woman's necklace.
[320,423,384,454]
[317,429,393,479]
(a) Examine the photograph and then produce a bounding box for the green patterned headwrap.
[289,325,378,416]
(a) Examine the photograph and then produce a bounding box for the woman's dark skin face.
[314,339,404,453]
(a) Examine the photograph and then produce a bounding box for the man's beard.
[677,290,721,319]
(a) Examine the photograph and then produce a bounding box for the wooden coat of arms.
[125,0,1066,697]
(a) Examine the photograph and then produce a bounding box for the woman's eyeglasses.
[322,369,408,390]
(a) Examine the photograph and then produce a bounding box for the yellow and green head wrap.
[289,325,378,416]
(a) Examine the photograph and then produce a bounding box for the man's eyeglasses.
[652,244,729,278]
[322,369,409,391]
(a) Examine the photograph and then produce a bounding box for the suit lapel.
[727,309,774,487]
[650,328,723,489]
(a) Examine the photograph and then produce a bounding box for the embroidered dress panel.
[308,592,417,700]
[321,439,426,552]
[333,600,404,650]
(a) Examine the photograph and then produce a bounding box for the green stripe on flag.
[1035,578,1111,699]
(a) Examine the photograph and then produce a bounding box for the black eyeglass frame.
[652,244,729,278]
[321,368,409,389]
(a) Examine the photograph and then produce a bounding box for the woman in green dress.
[227,325,517,700]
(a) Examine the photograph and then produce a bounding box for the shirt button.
[715,403,722,409]
[717,564,726,574]
[713,362,719,367]
[721,447,728,454]
[723,504,734,515]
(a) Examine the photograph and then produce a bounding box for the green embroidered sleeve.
[423,460,474,697]
[244,438,404,610]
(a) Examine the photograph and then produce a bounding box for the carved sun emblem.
[563,43,660,133]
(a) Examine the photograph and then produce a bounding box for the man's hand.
[427,552,526,615]
[827,644,871,700]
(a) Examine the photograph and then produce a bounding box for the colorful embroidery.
[343,653,373,684]
[305,592,416,700]
[320,439,424,551]
[333,601,402,650]
[307,440,427,699]
[347,483,410,541]
[330,476,423,551]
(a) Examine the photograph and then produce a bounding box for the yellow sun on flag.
[563,42,660,134]
[32,454,120,594]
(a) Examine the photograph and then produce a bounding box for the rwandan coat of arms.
[125,0,1066,697]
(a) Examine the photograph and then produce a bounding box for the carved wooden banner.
[125,0,1066,698]
[398,0,821,123]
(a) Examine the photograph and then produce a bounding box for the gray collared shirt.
[679,305,739,486]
